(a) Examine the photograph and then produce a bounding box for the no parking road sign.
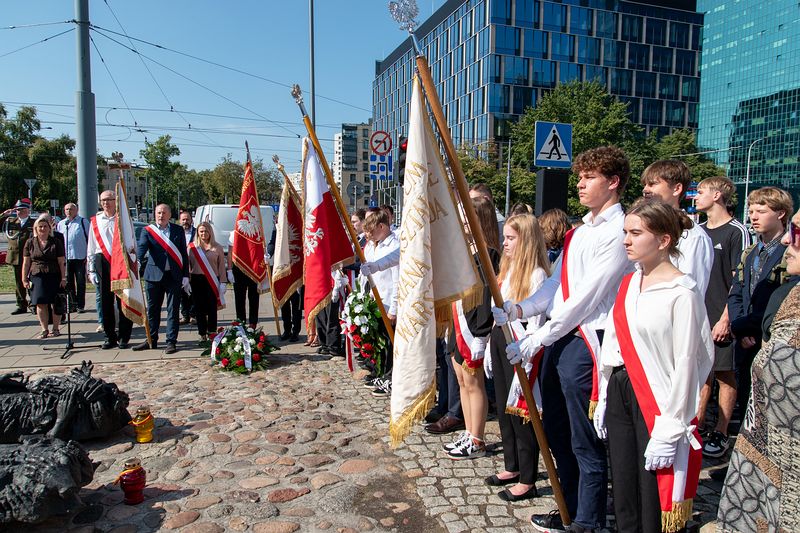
[534,121,573,168]
[370,130,392,156]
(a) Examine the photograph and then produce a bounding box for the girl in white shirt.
[595,199,713,533]
[483,214,550,502]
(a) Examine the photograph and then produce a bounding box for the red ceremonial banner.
[231,159,268,292]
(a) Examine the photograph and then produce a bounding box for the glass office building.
[373,0,703,163]
[697,0,800,203]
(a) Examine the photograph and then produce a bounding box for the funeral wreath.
[203,321,278,374]
[340,276,389,374]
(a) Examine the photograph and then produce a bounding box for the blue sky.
[1,1,444,173]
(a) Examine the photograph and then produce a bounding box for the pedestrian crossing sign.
[534,121,573,168]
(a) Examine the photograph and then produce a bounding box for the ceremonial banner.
[231,159,269,293]
[302,137,353,324]
[272,177,304,309]
[110,179,151,344]
[389,76,482,445]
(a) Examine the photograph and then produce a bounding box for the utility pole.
[74,0,98,219]
[309,0,316,128]
[743,137,764,225]
[505,139,511,216]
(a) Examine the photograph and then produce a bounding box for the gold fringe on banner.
[461,361,478,375]
[389,377,437,448]
[433,285,484,337]
[661,499,693,533]
[505,405,531,424]
[588,400,598,420]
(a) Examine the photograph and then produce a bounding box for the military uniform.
[2,213,34,311]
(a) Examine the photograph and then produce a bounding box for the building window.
[532,59,556,88]
[635,71,656,98]
[681,77,699,102]
[621,15,642,43]
[489,84,511,113]
[585,65,607,86]
[551,33,575,62]
[504,56,529,85]
[669,22,689,49]
[490,0,511,25]
[542,3,567,33]
[523,29,547,58]
[577,36,601,65]
[659,74,678,99]
[595,11,617,39]
[603,40,625,68]
[570,7,593,36]
[675,50,696,76]
[628,43,649,70]
[619,96,640,122]
[645,19,666,46]
[642,98,662,125]
[665,101,686,127]
[611,68,633,96]
[560,62,581,84]
[513,86,534,114]
[516,0,539,29]
[652,46,673,73]
[495,25,521,55]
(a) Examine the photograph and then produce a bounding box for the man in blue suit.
[133,203,190,354]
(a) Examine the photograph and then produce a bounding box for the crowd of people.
[1,143,797,531]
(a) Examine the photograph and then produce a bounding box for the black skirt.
[30,272,60,305]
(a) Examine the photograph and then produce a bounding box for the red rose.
[349,324,357,334]
[369,358,376,364]
[217,326,224,333]
[215,347,221,355]
[221,358,229,367]
[259,334,265,341]
[352,334,361,344]
[257,342,265,351]
[252,353,261,362]
[236,359,244,367]
[231,321,240,326]
[362,342,373,352]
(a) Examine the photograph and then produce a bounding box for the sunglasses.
[789,221,800,247]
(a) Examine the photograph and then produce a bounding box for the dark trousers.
[490,326,539,484]
[443,341,464,419]
[180,287,194,320]
[315,299,341,352]
[190,274,218,336]
[540,333,607,530]
[96,255,132,344]
[232,265,259,325]
[145,277,180,345]
[281,291,302,335]
[735,343,759,415]
[13,262,27,310]
[606,367,661,533]
[65,258,87,310]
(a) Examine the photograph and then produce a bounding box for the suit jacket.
[728,241,787,340]
[183,226,196,249]
[2,215,33,266]
[137,223,190,285]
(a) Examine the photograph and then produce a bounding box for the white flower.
[249,339,255,346]
[234,344,241,352]
[247,327,254,333]
[361,325,369,333]
[222,337,229,344]
[354,315,365,326]
[354,304,363,313]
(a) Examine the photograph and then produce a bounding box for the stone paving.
[0,290,727,532]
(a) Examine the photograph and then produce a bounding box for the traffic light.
[397,136,408,186]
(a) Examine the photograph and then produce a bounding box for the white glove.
[359,262,375,277]
[644,438,677,471]
[332,289,340,303]
[505,335,539,365]
[470,336,488,360]
[227,269,235,284]
[182,277,192,295]
[593,399,607,440]
[483,351,493,379]
[492,300,520,326]
[89,272,99,285]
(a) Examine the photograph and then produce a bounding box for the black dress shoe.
[289,333,299,342]
[10,308,27,315]
[484,474,520,487]
[164,343,177,354]
[317,346,330,355]
[424,410,444,424]
[424,415,466,435]
[101,340,118,350]
[498,485,538,502]
[179,317,190,325]
[328,349,344,358]
[132,341,153,351]
[118,341,130,349]
[279,331,291,341]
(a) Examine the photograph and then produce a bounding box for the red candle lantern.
[114,457,146,505]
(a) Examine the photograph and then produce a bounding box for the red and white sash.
[561,228,602,415]
[188,242,224,309]
[613,273,702,531]
[145,224,183,269]
[91,215,113,263]
[452,300,483,373]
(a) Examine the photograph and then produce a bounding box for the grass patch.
[0,266,96,294]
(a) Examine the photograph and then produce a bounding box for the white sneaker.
[447,437,486,460]
[95,325,104,333]
[442,431,470,452]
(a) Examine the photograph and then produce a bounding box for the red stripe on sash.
[613,273,702,512]
[145,225,183,269]
[560,228,599,402]
[189,242,221,307]
[91,215,112,263]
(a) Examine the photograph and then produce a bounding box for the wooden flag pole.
[291,85,395,342]
[414,55,571,526]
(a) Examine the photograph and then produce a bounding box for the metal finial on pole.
[272,154,284,171]
[291,85,308,117]
[388,0,419,32]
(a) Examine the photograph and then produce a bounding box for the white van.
[194,204,275,254]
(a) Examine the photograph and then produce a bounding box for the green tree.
[510,81,648,215]
[653,129,725,182]
[139,135,181,209]
[0,104,76,211]
[457,143,536,212]
[201,155,281,205]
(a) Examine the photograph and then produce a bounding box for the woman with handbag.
[22,214,66,338]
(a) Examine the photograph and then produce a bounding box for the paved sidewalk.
[0,292,724,531]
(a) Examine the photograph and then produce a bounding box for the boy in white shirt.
[640,159,714,296]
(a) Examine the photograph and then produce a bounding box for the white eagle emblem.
[287,223,303,262]
[237,205,262,240]
[304,213,324,256]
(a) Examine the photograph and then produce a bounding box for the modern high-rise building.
[697,0,800,204]
[373,0,703,169]
[331,121,373,212]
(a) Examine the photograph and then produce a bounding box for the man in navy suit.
[178,210,196,325]
[133,203,190,354]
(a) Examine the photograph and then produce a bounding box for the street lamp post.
[743,137,765,225]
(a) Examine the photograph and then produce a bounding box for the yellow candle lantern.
[130,406,154,443]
